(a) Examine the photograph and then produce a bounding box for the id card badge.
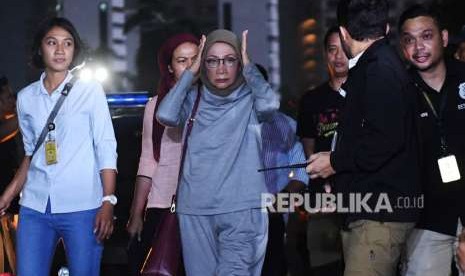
[45,139,58,165]
[437,155,461,183]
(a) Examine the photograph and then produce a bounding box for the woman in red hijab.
[126,33,199,275]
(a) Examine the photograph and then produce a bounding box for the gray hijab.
[200,29,245,97]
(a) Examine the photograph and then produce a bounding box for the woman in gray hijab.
[157,29,280,275]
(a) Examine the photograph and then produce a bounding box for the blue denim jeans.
[16,203,102,276]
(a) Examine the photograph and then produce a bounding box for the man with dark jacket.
[306,0,421,275]
[398,5,465,276]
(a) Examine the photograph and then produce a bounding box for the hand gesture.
[188,35,206,76]
[241,30,250,66]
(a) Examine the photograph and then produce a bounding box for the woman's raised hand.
[188,35,206,76]
[241,30,250,66]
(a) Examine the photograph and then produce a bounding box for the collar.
[349,38,389,70]
[39,71,73,96]
[348,50,365,69]
[410,58,465,93]
[410,70,438,96]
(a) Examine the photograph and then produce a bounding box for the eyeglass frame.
[204,56,239,69]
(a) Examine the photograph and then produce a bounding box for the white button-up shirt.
[17,72,117,213]
[348,50,365,69]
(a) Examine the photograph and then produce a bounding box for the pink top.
[137,96,183,208]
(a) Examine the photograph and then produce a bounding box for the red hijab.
[152,33,199,162]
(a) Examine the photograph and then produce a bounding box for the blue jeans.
[17,204,102,276]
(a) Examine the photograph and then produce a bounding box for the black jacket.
[330,38,421,223]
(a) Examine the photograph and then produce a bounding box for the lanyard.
[413,81,449,156]
[32,76,77,156]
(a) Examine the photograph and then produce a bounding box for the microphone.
[257,162,309,172]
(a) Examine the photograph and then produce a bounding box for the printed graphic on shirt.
[317,108,340,138]
[459,82,465,100]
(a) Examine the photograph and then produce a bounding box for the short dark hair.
[398,4,445,33]
[337,0,389,41]
[324,26,340,50]
[31,17,84,69]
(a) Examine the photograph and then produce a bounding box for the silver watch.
[102,194,117,205]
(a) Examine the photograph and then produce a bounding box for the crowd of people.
[0,0,465,275]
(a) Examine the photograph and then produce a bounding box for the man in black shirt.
[398,5,465,276]
[297,26,348,158]
[307,0,421,275]
[296,26,347,276]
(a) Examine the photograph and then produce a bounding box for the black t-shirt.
[297,82,345,153]
[297,82,345,190]
[412,59,465,236]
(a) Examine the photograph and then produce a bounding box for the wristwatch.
[102,194,118,205]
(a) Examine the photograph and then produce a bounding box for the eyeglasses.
[205,57,238,68]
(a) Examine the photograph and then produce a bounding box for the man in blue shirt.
[257,63,309,276]
[261,110,308,276]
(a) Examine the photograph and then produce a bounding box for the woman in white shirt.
[0,17,117,276]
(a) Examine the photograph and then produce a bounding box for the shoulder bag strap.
[170,84,201,212]
[31,76,78,157]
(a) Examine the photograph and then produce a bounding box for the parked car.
[52,92,150,276]
[101,92,149,275]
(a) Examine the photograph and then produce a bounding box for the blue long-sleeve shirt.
[157,64,280,215]
[262,113,308,194]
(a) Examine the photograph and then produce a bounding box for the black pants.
[127,207,169,276]
[261,213,287,276]
[286,211,311,276]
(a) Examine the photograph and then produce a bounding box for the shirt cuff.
[330,150,354,173]
[293,168,310,185]
[137,157,156,177]
[180,70,195,85]
[96,142,118,171]
[243,63,260,83]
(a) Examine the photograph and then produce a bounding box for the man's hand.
[306,151,336,179]
[94,202,114,242]
[457,231,465,272]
